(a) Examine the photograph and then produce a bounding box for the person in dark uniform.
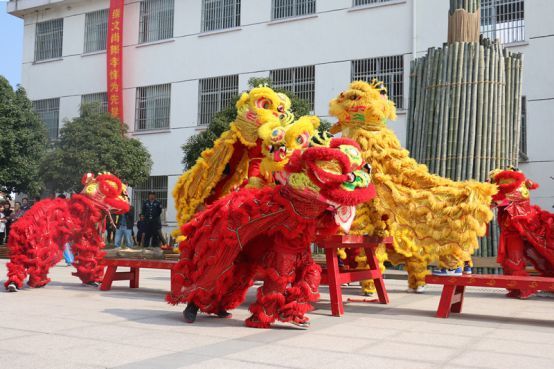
[141,192,163,247]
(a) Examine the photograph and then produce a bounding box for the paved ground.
[1,259,553,369]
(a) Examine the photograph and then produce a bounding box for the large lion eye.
[277,105,284,113]
[350,94,358,100]
[256,98,272,110]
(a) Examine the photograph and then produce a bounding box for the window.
[519,96,527,161]
[270,65,315,110]
[481,0,525,44]
[198,75,239,125]
[272,0,316,20]
[34,19,63,61]
[139,0,175,43]
[84,9,108,53]
[352,55,404,108]
[353,0,394,6]
[202,0,241,32]
[135,84,171,131]
[132,176,168,223]
[81,92,108,113]
[33,98,60,139]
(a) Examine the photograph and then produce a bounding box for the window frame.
[351,55,404,109]
[132,175,168,224]
[352,0,396,7]
[83,9,109,53]
[519,95,528,161]
[139,0,175,44]
[270,65,316,110]
[198,75,239,126]
[81,92,109,113]
[271,0,316,20]
[34,18,64,62]
[33,98,61,140]
[201,0,241,32]
[480,0,525,44]
[135,84,172,132]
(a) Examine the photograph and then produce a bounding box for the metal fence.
[202,0,241,32]
[84,9,108,53]
[481,0,525,44]
[139,0,175,43]
[33,98,60,140]
[270,65,315,110]
[198,75,239,125]
[353,0,394,6]
[352,55,404,109]
[135,84,171,131]
[132,175,168,223]
[81,92,109,113]
[34,18,63,61]
[272,0,316,20]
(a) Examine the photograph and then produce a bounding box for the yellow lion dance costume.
[173,86,294,228]
[329,80,496,291]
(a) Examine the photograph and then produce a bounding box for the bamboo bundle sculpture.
[407,0,524,271]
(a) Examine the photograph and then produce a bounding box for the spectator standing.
[2,202,12,244]
[136,214,147,247]
[114,206,134,248]
[142,192,163,247]
[21,198,31,214]
[0,208,6,245]
[9,202,24,224]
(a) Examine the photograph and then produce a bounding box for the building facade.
[7,0,554,229]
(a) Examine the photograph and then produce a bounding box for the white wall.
[13,0,554,224]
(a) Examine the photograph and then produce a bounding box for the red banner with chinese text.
[107,0,124,124]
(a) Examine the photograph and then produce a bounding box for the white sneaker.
[7,283,19,292]
[415,285,426,294]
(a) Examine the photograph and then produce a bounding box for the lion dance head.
[81,173,130,214]
[329,80,397,132]
[233,86,294,145]
[489,167,539,206]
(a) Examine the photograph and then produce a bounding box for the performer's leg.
[279,254,321,326]
[71,235,105,285]
[405,255,429,291]
[5,250,29,290]
[219,262,257,316]
[501,231,534,298]
[246,253,290,328]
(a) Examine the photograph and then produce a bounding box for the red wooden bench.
[100,258,176,291]
[426,274,554,318]
[316,235,393,316]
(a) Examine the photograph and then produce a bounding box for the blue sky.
[0,1,23,88]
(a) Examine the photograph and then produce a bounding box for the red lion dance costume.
[490,168,554,298]
[5,173,130,292]
[167,138,375,328]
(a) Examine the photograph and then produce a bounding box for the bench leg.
[436,285,456,318]
[325,248,344,316]
[130,267,140,288]
[365,247,389,304]
[450,285,465,314]
[100,266,117,291]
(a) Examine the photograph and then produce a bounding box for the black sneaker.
[7,283,19,292]
[216,310,232,319]
[183,302,199,323]
[83,281,99,288]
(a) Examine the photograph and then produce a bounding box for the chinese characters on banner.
[107,0,124,124]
